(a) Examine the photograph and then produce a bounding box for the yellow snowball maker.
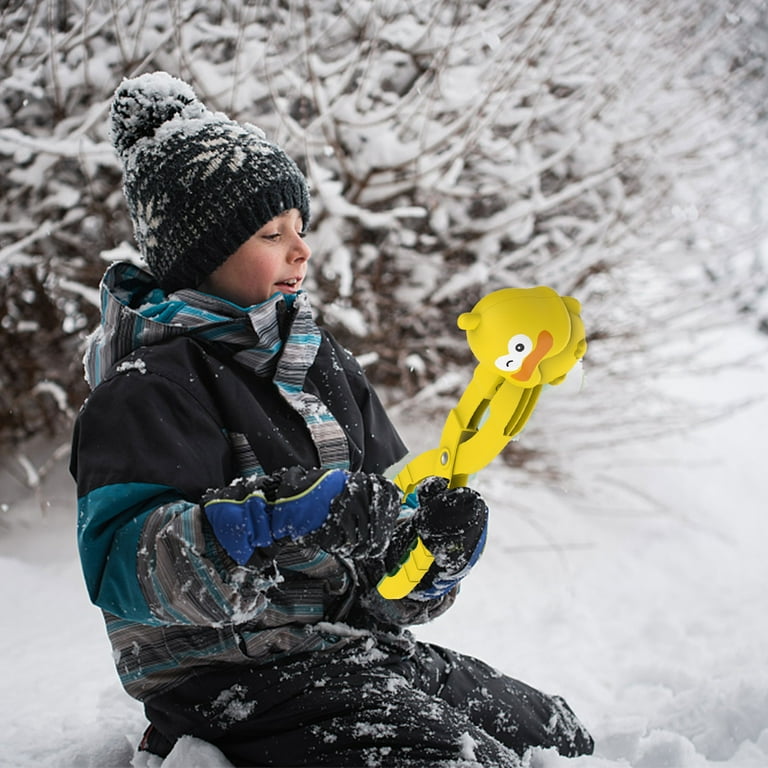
[377,286,587,600]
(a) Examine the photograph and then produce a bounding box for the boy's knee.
[543,694,595,757]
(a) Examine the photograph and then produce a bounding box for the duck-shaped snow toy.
[378,286,587,600]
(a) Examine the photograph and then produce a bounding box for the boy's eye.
[261,226,305,241]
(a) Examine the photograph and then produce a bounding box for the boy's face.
[199,209,310,307]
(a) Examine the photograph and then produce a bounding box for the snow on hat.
[109,71,310,291]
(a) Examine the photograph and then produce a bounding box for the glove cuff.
[271,469,347,539]
[203,468,347,565]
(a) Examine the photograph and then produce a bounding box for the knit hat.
[109,72,310,291]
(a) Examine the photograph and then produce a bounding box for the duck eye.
[494,333,533,373]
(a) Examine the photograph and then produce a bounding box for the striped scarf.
[86,262,349,472]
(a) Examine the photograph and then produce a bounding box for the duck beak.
[509,330,553,383]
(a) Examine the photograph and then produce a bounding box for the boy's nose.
[290,233,311,262]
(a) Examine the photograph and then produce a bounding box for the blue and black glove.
[202,467,401,566]
[386,476,488,599]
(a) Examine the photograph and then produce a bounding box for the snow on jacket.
[71,262,455,701]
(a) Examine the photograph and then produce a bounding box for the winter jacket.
[71,262,456,702]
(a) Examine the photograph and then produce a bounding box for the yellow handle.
[376,537,435,600]
[391,448,448,498]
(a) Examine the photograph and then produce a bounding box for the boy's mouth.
[276,277,301,291]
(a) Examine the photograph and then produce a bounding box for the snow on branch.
[0,0,765,484]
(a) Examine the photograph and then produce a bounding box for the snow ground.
[0,331,766,768]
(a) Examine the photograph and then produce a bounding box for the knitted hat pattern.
[109,72,310,291]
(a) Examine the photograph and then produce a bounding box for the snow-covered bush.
[1,0,765,479]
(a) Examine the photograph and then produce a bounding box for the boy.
[71,72,593,767]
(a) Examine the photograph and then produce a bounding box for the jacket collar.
[84,261,303,388]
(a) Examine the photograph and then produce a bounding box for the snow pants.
[142,637,594,767]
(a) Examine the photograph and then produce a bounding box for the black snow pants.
[142,637,594,767]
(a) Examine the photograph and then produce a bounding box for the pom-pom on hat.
[109,72,310,291]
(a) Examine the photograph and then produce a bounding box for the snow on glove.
[408,476,488,599]
[203,467,401,565]
[307,471,401,559]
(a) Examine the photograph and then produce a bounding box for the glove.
[203,467,401,565]
[393,476,488,599]
[310,470,401,559]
